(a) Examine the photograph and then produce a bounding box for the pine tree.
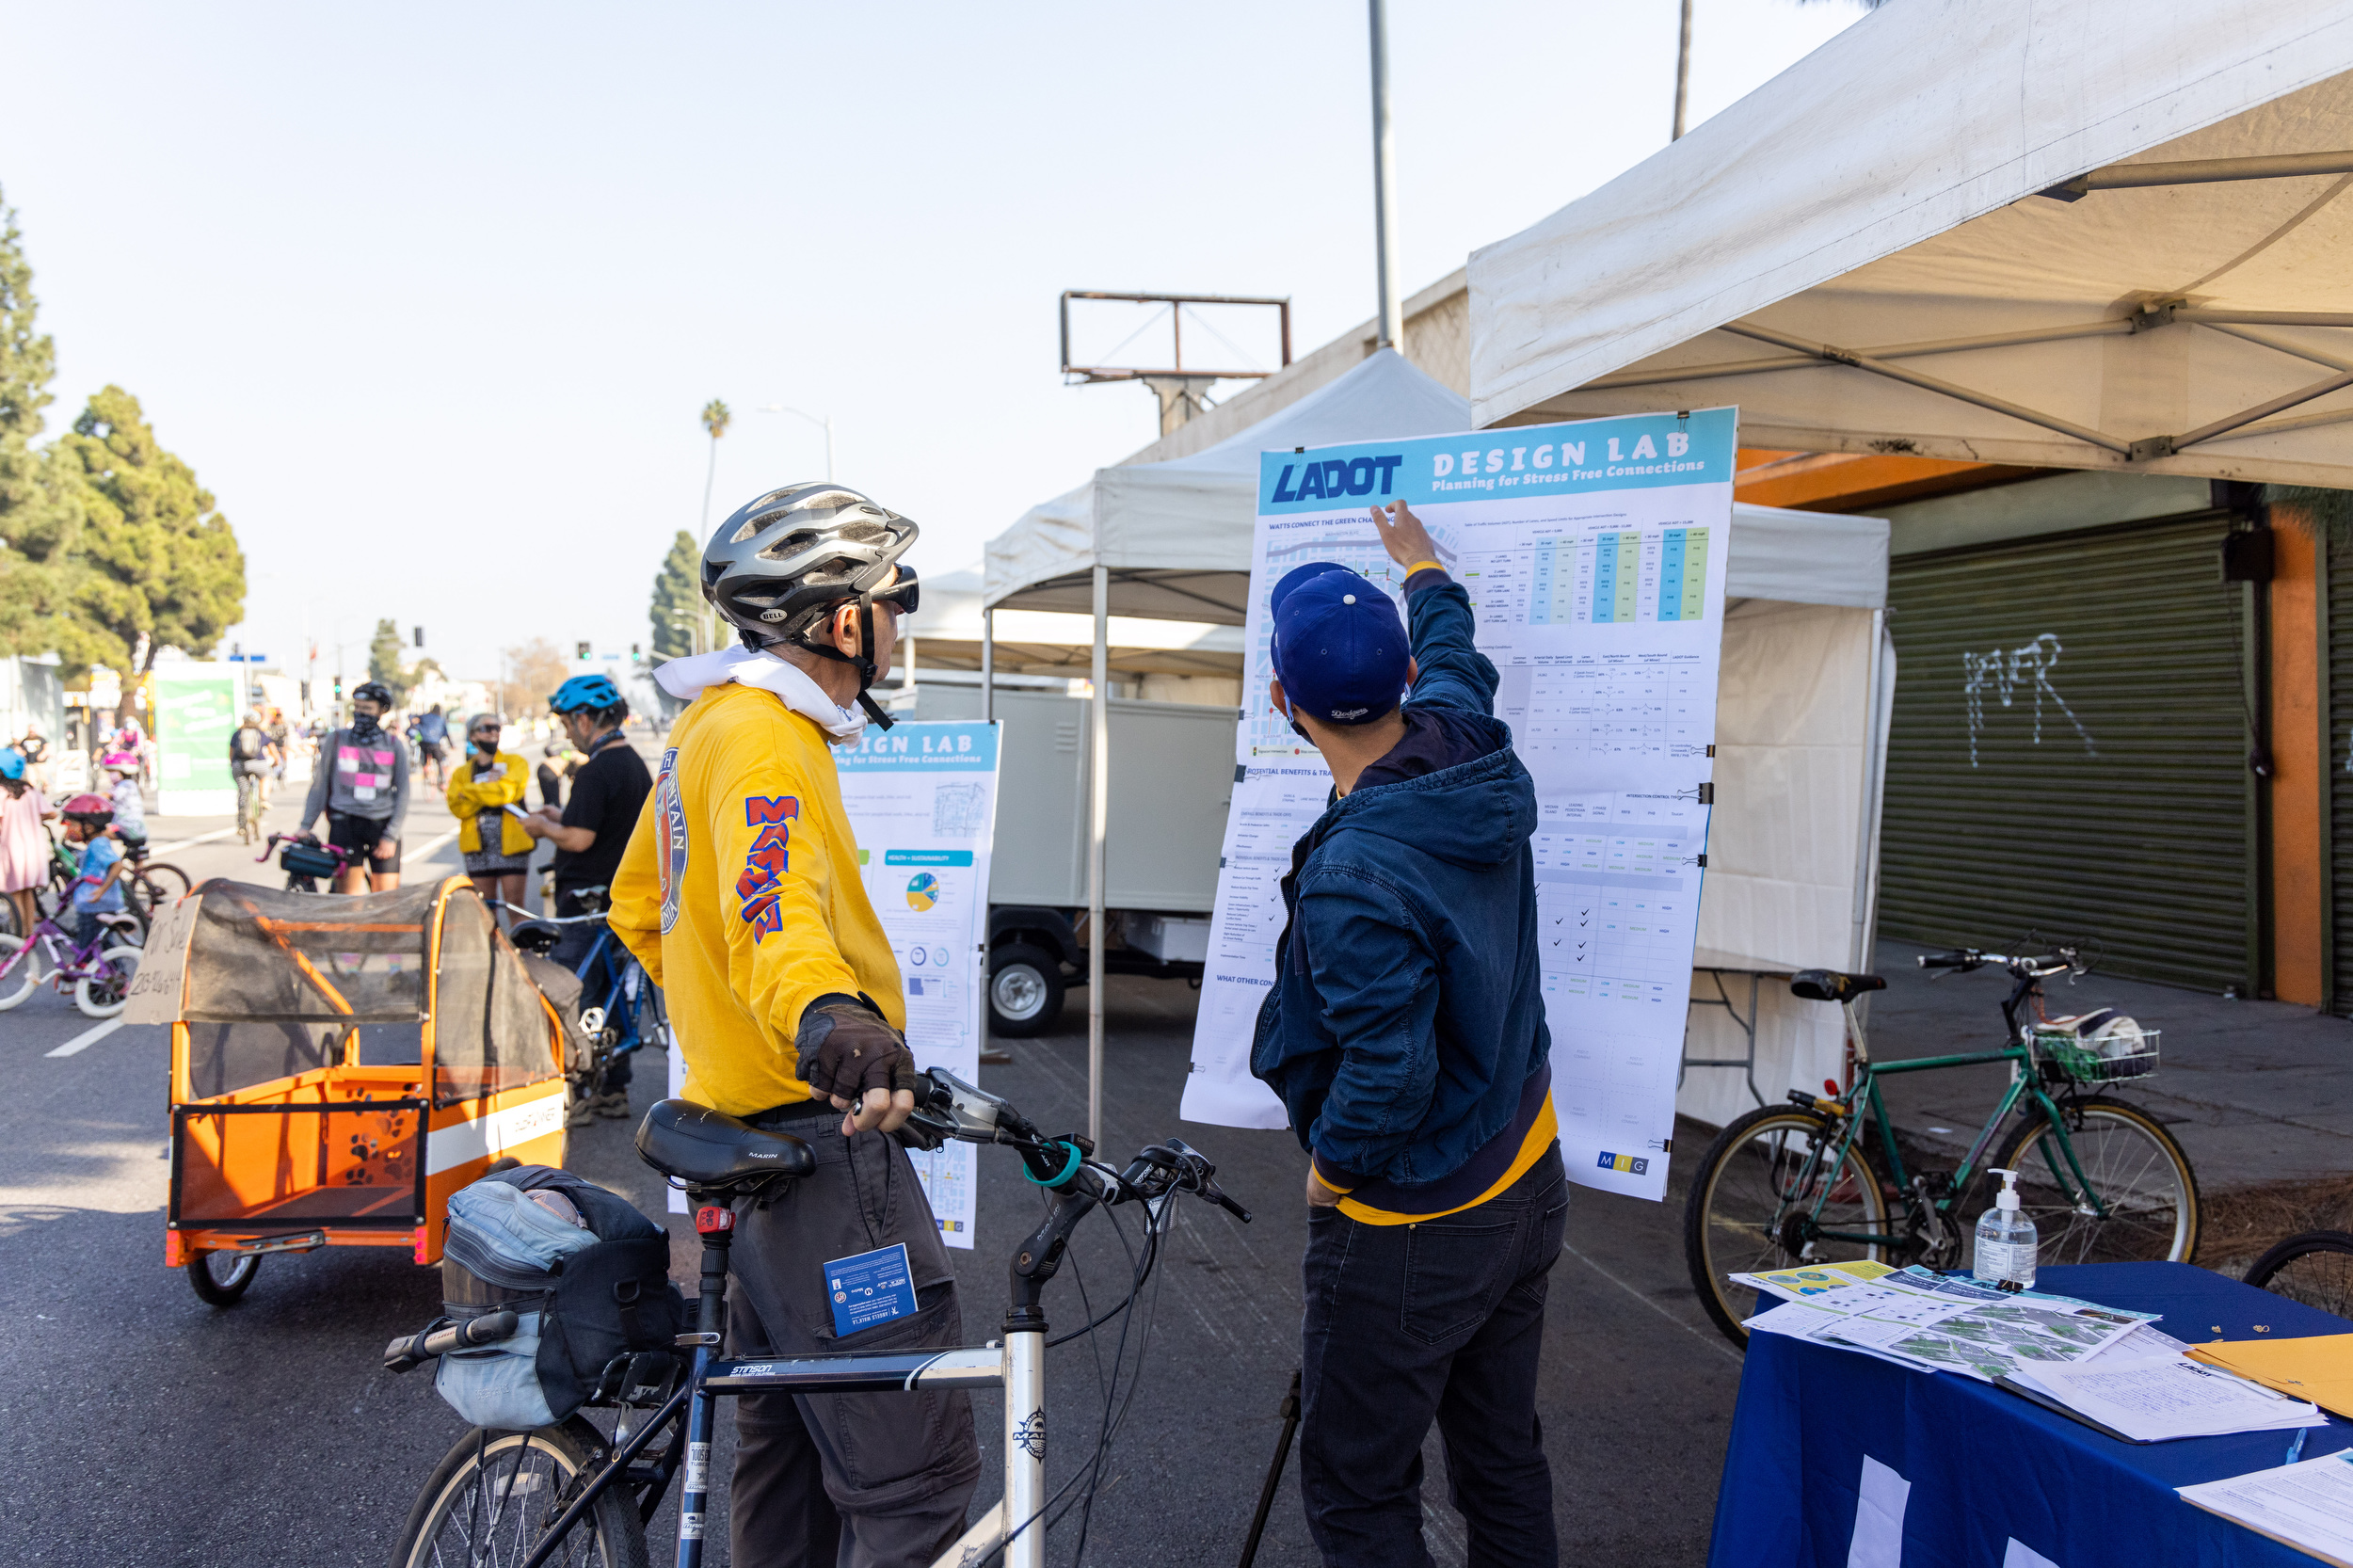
[0,185,90,665]
[650,528,700,658]
[367,617,411,705]
[54,385,246,697]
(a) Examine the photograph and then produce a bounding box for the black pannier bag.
[434,1164,684,1430]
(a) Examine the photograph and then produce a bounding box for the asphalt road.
[0,767,1746,1567]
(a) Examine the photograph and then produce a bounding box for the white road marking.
[408,826,461,862]
[1560,1240,1744,1365]
[143,826,239,856]
[46,1016,127,1057]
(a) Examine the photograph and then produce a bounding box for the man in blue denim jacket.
[1251,499,1564,1568]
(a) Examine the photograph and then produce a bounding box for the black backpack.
[435,1166,684,1429]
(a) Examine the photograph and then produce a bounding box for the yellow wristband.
[1403,559,1445,579]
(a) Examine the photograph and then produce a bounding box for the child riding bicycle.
[57,792,128,949]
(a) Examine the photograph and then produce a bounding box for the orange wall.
[2271,520,2324,1006]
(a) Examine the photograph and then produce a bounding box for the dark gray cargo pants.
[727,1104,980,1568]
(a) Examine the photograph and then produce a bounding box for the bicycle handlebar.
[382,1308,520,1374]
[1916,947,2084,979]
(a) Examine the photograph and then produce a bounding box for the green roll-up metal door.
[1880,512,2250,991]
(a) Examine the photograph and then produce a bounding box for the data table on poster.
[1182,409,1737,1201]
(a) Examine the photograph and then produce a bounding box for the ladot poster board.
[153,662,240,817]
[664,720,1000,1244]
[1179,408,1737,1202]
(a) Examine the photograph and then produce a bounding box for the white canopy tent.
[1681,510,1894,1132]
[983,348,1471,1139]
[1469,0,2353,486]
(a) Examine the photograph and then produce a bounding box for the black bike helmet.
[351,680,394,707]
[701,482,920,728]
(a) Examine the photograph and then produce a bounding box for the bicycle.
[2245,1230,2353,1318]
[499,893,667,1110]
[383,1069,1250,1568]
[1683,948,2201,1348]
[234,768,267,843]
[257,829,360,893]
[0,904,145,1017]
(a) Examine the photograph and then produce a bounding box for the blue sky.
[0,0,1865,684]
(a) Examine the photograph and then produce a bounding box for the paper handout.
[2180,1453,2353,1568]
[2005,1352,2320,1443]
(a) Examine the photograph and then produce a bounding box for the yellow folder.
[2187,1334,2353,1419]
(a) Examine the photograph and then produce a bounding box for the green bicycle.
[1682,948,2201,1348]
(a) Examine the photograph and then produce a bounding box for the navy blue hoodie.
[1250,571,1552,1213]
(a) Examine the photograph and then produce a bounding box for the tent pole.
[1368,0,1401,351]
[1088,565,1110,1147]
[981,607,994,724]
[1849,609,1886,972]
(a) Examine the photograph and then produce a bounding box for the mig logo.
[1596,1151,1650,1176]
[736,795,799,942]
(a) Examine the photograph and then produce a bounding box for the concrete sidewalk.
[1864,938,2353,1194]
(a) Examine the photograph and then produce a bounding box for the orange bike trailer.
[131,876,570,1305]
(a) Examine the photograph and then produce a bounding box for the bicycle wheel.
[1684,1107,1890,1348]
[2245,1230,2353,1317]
[187,1249,261,1306]
[1994,1096,2200,1267]
[392,1417,651,1568]
[73,944,143,1018]
[0,934,41,1010]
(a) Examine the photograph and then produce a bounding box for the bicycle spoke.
[2009,1108,2189,1265]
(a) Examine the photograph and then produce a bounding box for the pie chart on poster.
[904,872,940,911]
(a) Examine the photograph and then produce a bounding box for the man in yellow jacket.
[609,482,963,1568]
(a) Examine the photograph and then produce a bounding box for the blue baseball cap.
[1269,562,1409,727]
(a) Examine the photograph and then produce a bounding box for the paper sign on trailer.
[1179,408,1737,1202]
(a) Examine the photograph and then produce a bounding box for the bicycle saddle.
[507,920,561,954]
[1789,969,1887,1005]
[635,1099,815,1191]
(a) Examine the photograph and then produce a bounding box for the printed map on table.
[1181,408,1738,1201]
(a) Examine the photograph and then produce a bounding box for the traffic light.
[576,641,591,660]
[332,676,344,701]
[630,643,641,663]
[412,626,424,648]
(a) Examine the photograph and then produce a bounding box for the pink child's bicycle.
[0,904,144,1018]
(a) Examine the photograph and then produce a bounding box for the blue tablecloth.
[1708,1262,2353,1567]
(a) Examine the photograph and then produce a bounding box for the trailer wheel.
[187,1249,261,1306]
[988,943,1064,1037]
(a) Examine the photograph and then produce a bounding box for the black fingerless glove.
[793,994,918,1105]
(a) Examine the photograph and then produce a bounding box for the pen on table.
[2287,1428,2309,1465]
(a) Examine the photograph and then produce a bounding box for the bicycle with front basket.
[383,1069,1250,1568]
[1683,948,2201,1348]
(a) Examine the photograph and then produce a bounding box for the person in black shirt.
[521,675,653,1120]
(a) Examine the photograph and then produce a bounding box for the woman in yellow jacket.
[446,713,535,915]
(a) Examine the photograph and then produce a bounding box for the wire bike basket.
[2030,1015,2161,1084]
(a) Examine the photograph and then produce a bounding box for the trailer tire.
[187,1249,261,1306]
[989,943,1064,1037]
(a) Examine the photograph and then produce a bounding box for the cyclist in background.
[300,680,409,893]
[413,704,451,788]
[607,482,960,1568]
[263,707,292,806]
[57,792,127,950]
[229,708,274,843]
[100,752,147,862]
[448,713,533,918]
[536,738,577,811]
[521,674,651,1119]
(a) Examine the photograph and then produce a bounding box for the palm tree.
[699,398,732,532]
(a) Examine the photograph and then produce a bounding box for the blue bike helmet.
[0,750,22,780]
[550,674,624,714]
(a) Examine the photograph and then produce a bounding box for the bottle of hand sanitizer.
[1973,1167,2038,1288]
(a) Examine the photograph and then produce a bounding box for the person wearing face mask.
[604,483,960,1568]
[447,712,534,916]
[299,680,411,893]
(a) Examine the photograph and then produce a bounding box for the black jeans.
[550,888,630,1091]
[1299,1143,1568,1568]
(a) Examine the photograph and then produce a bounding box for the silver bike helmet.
[701,482,920,728]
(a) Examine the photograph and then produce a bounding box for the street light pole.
[758,405,835,480]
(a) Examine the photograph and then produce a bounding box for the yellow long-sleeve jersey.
[609,681,904,1118]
